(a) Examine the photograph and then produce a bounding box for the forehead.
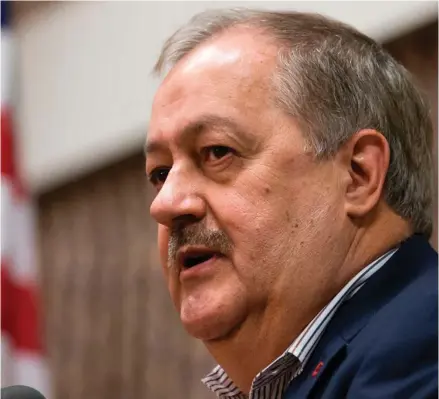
[148,29,279,142]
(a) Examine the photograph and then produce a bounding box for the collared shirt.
[202,248,398,399]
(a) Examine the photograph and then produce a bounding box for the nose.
[149,166,206,228]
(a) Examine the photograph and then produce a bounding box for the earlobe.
[344,129,390,219]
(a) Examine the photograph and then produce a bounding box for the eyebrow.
[144,114,249,156]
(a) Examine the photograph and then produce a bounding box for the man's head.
[146,9,433,343]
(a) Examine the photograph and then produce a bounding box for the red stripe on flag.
[1,262,15,336]
[1,107,16,179]
[1,261,43,352]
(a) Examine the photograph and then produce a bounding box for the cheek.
[157,225,170,272]
[216,193,268,234]
[214,194,289,300]
[213,189,286,266]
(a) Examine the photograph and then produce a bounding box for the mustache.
[168,223,232,268]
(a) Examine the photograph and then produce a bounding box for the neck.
[204,207,411,394]
[339,207,411,285]
[204,302,314,393]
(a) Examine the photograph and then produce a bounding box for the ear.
[339,129,390,219]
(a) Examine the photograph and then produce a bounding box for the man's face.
[147,29,347,341]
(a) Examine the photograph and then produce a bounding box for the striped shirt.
[202,249,398,399]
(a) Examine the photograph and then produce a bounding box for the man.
[145,8,437,399]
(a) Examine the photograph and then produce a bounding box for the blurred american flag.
[1,1,50,396]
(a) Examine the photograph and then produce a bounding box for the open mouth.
[178,249,220,270]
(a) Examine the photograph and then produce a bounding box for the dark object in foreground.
[1,386,46,399]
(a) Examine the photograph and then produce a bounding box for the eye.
[148,167,170,186]
[202,146,234,162]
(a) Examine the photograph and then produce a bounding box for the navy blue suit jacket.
[284,235,438,399]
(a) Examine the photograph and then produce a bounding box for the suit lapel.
[283,235,436,398]
[283,334,347,398]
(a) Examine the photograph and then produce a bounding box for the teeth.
[184,253,214,268]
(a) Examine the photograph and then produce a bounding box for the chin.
[179,292,247,341]
[181,314,235,341]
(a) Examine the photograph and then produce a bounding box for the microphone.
[1,386,46,399]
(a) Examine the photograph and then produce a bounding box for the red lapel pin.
[312,361,324,378]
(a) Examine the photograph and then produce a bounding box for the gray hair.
[153,8,434,237]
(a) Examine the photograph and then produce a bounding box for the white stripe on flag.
[10,196,39,285]
[14,350,51,398]
[1,334,51,398]
[1,28,15,106]
[1,178,14,262]
[1,334,15,387]
[1,178,39,285]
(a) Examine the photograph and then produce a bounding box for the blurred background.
[1,2,437,399]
